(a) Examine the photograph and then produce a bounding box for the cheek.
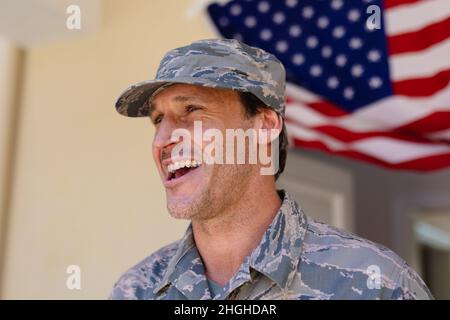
[151,145,160,166]
[199,124,226,161]
[200,119,228,138]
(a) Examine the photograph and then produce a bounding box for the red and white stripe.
[286,0,450,170]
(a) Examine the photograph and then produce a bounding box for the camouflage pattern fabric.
[110,190,433,300]
[115,38,286,118]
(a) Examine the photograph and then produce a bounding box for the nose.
[152,116,184,168]
[152,115,179,150]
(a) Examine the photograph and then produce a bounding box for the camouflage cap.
[115,38,286,118]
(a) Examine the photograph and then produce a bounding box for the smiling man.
[110,39,432,300]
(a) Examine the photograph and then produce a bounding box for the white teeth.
[167,160,201,174]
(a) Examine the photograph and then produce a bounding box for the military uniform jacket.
[110,191,433,300]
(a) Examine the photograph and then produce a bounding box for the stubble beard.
[166,162,254,222]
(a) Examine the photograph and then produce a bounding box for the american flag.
[206,0,450,171]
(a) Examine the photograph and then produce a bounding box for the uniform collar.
[247,190,307,289]
[152,224,211,299]
[153,190,308,297]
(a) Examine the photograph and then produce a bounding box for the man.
[110,39,432,300]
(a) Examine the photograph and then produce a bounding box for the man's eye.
[185,105,201,113]
[153,115,163,125]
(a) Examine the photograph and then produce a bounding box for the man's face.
[150,84,257,221]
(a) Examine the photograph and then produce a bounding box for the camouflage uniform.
[112,40,433,300]
[110,190,433,300]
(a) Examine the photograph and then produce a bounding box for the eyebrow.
[148,95,204,118]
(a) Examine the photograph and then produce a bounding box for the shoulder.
[299,217,433,299]
[303,217,405,272]
[109,240,180,300]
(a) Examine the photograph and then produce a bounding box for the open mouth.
[167,160,201,181]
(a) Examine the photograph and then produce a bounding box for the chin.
[166,191,203,220]
[167,202,196,220]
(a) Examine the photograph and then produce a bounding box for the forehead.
[150,83,238,106]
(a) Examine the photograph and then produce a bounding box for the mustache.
[161,148,172,162]
[160,146,203,163]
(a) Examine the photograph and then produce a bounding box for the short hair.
[238,91,288,180]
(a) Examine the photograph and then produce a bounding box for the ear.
[256,109,283,145]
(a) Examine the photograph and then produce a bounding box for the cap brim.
[115,77,255,117]
[115,80,170,117]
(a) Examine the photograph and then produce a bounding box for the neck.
[191,178,282,286]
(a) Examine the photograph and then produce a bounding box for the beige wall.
[1,0,214,299]
[0,36,22,293]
